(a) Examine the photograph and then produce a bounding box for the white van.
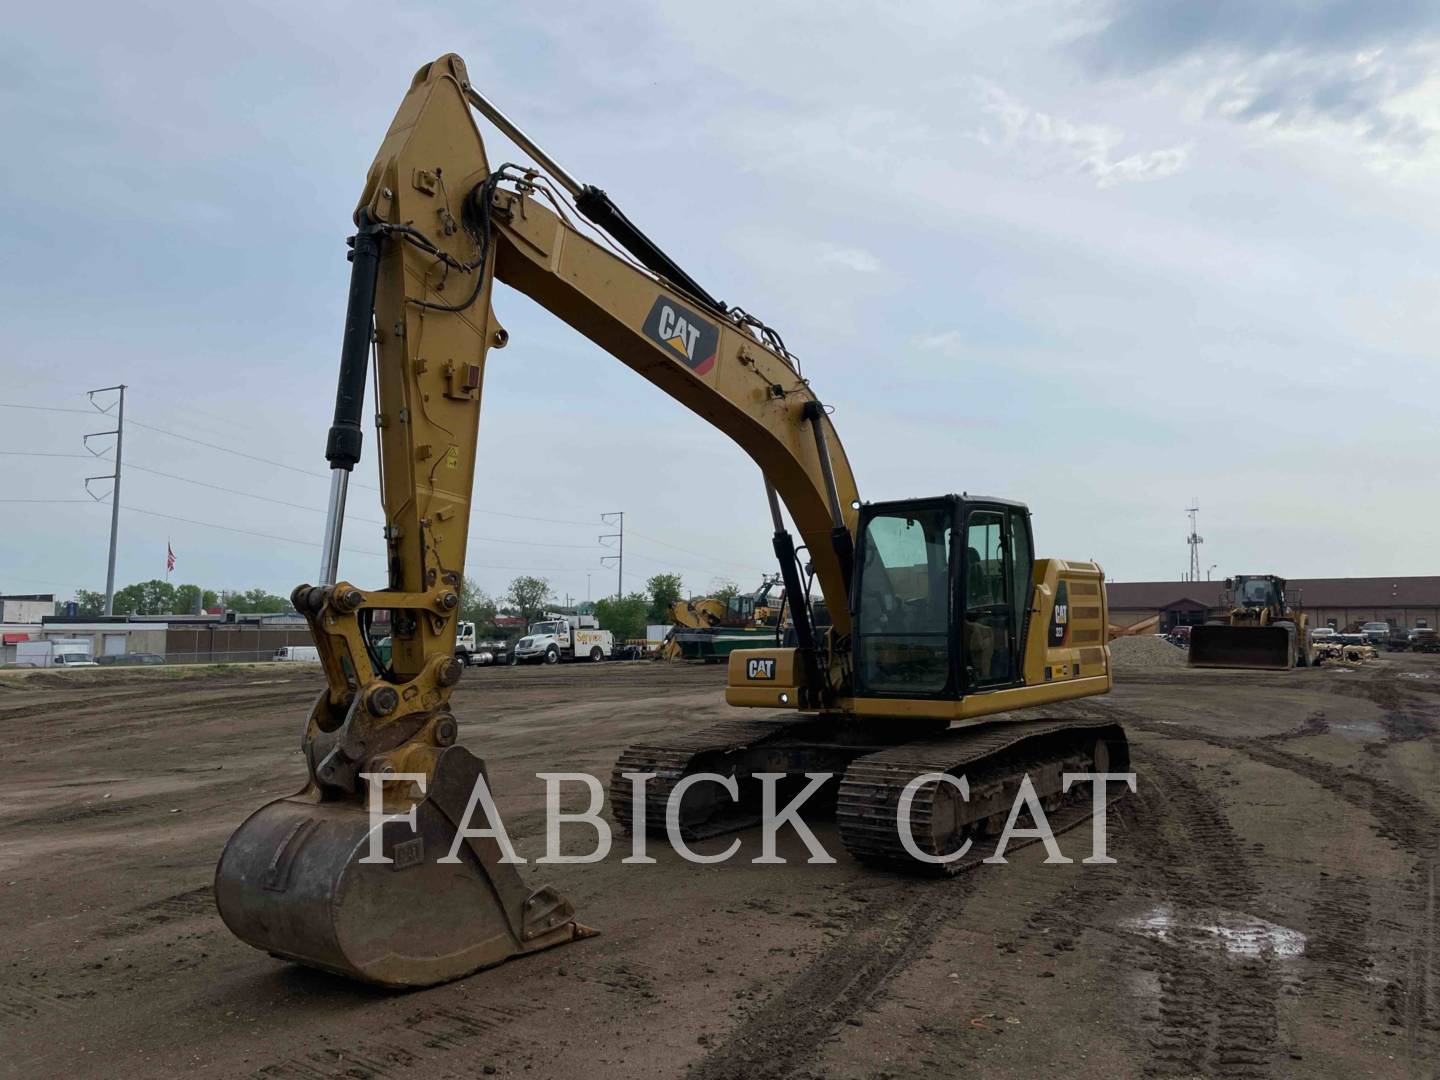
[273,646,320,662]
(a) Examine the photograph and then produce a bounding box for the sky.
[1,0,1436,610]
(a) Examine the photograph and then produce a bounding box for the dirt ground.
[2,651,1438,1079]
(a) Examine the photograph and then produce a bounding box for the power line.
[477,507,604,527]
[0,403,96,415]
[123,461,604,549]
[628,527,768,573]
[22,498,618,575]
[8,402,769,573]
[126,417,342,484]
[124,418,601,526]
[0,451,100,460]
[124,461,387,525]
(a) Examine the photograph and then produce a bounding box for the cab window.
[963,510,1016,687]
[855,507,952,694]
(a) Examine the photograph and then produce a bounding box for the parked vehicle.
[1410,628,1440,654]
[512,612,613,664]
[52,652,98,668]
[1309,626,1337,641]
[15,638,97,668]
[273,646,320,662]
[1360,621,1390,646]
[455,620,510,666]
[95,653,166,666]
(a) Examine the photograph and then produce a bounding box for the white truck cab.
[17,638,97,668]
[513,612,613,664]
[455,620,509,666]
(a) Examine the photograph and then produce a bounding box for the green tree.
[459,576,497,630]
[506,576,551,625]
[74,589,105,616]
[173,584,219,614]
[594,592,650,642]
[223,587,288,614]
[709,579,741,603]
[645,572,684,623]
[111,579,176,615]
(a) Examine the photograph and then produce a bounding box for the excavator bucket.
[215,745,592,988]
[1188,624,1294,670]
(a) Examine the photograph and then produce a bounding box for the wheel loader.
[1189,574,1315,669]
[214,54,1129,989]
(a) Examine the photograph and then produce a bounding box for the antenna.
[1185,501,1203,583]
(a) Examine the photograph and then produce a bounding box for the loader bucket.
[1188,624,1294,670]
[215,745,593,988]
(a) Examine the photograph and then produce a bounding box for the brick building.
[1107,577,1440,634]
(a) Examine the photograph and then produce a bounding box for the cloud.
[913,330,967,353]
[976,81,1192,187]
[1074,0,1440,157]
[1075,0,1440,73]
[816,242,884,273]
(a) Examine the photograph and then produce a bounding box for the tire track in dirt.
[1322,670,1437,743]
[1114,706,1440,1070]
[1305,871,1375,1008]
[252,999,524,1078]
[1125,748,1284,1077]
[689,795,1127,1080]
[685,878,978,1080]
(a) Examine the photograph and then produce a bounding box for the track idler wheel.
[215,745,593,988]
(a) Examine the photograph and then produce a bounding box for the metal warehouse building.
[1107,577,1440,634]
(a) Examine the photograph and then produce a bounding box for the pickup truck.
[1360,621,1391,646]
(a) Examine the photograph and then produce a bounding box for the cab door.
[960,505,1027,690]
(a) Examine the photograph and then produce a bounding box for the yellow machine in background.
[215,55,1127,990]
[1190,574,1315,669]
[660,575,785,661]
[670,575,783,630]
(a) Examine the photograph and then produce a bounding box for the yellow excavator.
[215,55,1127,989]
[660,575,784,660]
[671,576,784,632]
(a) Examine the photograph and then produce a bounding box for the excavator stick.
[214,56,595,988]
[216,745,592,988]
[1189,624,1295,669]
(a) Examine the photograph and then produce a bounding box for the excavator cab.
[853,496,1033,698]
[728,493,1110,713]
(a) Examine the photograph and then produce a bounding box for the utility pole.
[600,511,624,599]
[85,385,126,616]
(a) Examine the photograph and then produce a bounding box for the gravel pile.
[1109,634,1188,671]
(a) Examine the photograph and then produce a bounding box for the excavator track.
[611,716,815,840]
[837,718,1129,874]
[612,716,1130,872]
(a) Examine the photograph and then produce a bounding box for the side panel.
[725,647,805,709]
[1022,559,1112,688]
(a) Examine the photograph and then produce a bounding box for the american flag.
[166,542,176,573]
